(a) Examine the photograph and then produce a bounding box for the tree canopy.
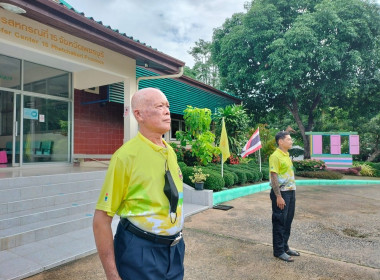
[211,0,380,158]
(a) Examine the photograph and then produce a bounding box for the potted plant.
[189,166,209,190]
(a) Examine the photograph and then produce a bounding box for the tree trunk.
[285,95,321,159]
[367,149,380,162]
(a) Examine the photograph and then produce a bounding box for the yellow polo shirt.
[95,132,184,236]
[269,148,296,191]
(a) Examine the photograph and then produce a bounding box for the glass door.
[0,90,21,167]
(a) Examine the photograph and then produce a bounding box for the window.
[170,119,185,140]
[0,54,21,90]
[23,61,69,98]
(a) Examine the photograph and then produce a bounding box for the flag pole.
[259,148,262,172]
[221,155,223,177]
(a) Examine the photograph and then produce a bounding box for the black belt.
[120,218,183,246]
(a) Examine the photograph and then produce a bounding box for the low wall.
[213,179,380,206]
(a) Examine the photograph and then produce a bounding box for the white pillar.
[123,78,138,143]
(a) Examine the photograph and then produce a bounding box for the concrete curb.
[213,179,380,206]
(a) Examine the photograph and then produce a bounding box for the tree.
[188,39,220,88]
[361,113,380,162]
[176,106,220,165]
[214,104,250,155]
[212,0,380,158]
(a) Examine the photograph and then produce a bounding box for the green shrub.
[366,162,380,177]
[181,166,194,186]
[225,167,247,184]
[296,170,343,180]
[169,143,185,162]
[222,172,235,188]
[261,167,269,180]
[228,170,239,184]
[177,162,188,170]
[204,164,238,187]
[353,163,375,177]
[242,169,254,182]
[252,169,262,181]
[203,170,225,191]
[183,149,198,166]
[240,165,264,182]
[293,159,326,172]
[228,164,256,183]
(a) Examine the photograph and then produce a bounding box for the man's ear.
[133,109,143,122]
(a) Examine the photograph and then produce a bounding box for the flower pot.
[194,182,204,190]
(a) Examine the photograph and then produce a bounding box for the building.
[0,0,239,168]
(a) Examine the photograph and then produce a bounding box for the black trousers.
[114,222,185,280]
[270,189,296,257]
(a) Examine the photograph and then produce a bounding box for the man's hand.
[276,195,286,210]
[93,210,121,280]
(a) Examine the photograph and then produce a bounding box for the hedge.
[203,165,236,188]
[296,170,343,180]
[366,162,380,177]
[203,169,225,191]
[224,166,247,184]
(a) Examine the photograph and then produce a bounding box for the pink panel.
[349,135,360,155]
[330,135,341,154]
[0,151,7,164]
[312,135,322,154]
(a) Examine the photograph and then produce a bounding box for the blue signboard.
[24,108,39,120]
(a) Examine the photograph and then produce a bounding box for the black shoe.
[276,253,294,262]
[286,249,300,256]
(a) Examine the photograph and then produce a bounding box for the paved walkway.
[26,182,380,280]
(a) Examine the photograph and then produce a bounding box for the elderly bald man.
[93,88,185,280]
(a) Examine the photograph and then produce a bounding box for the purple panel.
[349,135,360,155]
[312,135,322,154]
[330,135,341,154]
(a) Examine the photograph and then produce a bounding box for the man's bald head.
[131,88,164,111]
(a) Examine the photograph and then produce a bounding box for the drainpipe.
[136,66,184,91]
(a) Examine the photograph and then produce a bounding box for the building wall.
[74,88,124,155]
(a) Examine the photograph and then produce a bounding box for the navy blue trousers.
[114,222,185,280]
[270,189,296,257]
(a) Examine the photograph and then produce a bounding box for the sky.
[66,0,380,68]
[65,0,249,68]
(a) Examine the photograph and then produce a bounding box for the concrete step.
[0,212,95,251]
[0,170,106,190]
[0,178,104,203]
[0,199,96,230]
[0,188,100,216]
[0,170,106,255]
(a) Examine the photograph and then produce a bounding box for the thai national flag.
[241,128,262,158]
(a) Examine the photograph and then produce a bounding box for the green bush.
[227,165,256,183]
[177,161,188,170]
[238,165,263,182]
[169,143,185,162]
[293,159,326,172]
[203,170,225,191]
[242,169,254,182]
[183,149,198,166]
[353,163,375,177]
[261,167,269,180]
[222,172,235,188]
[296,170,343,180]
[204,164,238,187]
[225,167,247,184]
[227,169,239,184]
[253,169,263,181]
[181,166,194,186]
[366,162,380,177]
